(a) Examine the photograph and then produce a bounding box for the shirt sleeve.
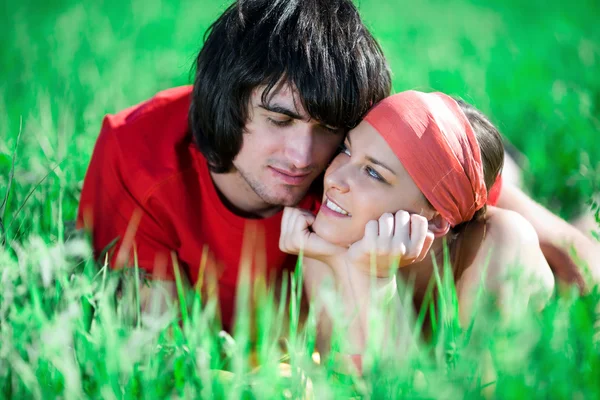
[76,115,178,280]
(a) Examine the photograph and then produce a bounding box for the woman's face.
[312,121,435,247]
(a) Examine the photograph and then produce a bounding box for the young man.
[77,0,393,329]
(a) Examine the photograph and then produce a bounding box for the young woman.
[279,91,555,362]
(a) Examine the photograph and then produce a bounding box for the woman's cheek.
[344,197,377,244]
[355,192,386,222]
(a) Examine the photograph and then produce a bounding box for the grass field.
[1,0,600,398]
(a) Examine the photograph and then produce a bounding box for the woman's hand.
[345,211,435,278]
[279,207,346,261]
[279,207,435,278]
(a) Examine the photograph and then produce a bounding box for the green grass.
[1,234,600,398]
[1,0,600,398]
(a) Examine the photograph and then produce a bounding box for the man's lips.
[269,166,311,185]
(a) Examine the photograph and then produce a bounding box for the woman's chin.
[312,214,357,248]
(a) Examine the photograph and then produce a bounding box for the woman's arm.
[301,255,413,369]
[456,208,555,325]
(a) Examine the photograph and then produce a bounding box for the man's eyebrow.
[259,104,305,120]
[366,156,396,175]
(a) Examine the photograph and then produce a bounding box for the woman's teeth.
[326,199,350,216]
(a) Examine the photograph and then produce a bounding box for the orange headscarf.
[364,91,487,227]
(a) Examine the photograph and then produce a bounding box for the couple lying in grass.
[76,0,598,371]
[278,90,555,365]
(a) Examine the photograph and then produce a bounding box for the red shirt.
[77,86,320,329]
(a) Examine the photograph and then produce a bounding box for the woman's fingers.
[280,207,344,258]
[376,211,434,267]
[280,207,311,253]
[348,210,437,276]
[404,214,428,260]
[416,231,435,262]
[294,209,315,232]
[391,211,410,257]
[377,213,395,254]
[378,213,395,237]
[362,219,379,254]
[294,210,315,249]
[300,210,344,257]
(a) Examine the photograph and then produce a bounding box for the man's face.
[232,84,344,208]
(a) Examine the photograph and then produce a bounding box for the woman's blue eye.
[365,166,384,182]
[337,144,386,183]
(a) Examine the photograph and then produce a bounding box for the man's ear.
[428,214,451,237]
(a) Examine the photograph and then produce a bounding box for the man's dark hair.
[189,0,391,173]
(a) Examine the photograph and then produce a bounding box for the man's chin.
[279,194,308,207]
[261,188,308,208]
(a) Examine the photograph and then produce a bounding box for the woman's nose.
[324,155,351,193]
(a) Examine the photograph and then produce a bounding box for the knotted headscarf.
[364,91,487,227]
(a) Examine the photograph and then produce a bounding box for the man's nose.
[285,126,315,170]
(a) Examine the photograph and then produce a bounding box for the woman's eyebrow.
[365,155,396,175]
[346,134,396,175]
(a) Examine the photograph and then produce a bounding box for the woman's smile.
[321,196,352,217]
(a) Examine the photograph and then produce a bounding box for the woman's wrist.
[331,256,396,284]
[329,256,398,298]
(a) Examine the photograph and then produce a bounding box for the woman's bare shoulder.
[484,206,539,245]
[457,207,554,308]
[453,207,536,271]
[461,206,547,278]
[456,207,554,323]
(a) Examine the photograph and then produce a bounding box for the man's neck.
[209,170,282,219]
